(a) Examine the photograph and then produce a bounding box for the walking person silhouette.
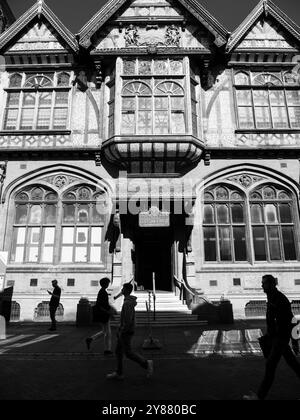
[47,280,61,331]
[106,282,153,380]
[243,274,300,400]
[86,277,114,355]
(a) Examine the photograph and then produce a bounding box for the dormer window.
[3,72,71,131]
[234,70,300,130]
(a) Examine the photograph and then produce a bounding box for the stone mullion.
[245,194,255,266]
[50,89,56,130]
[115,57,123,136]
[184,56,192,135]
[53,201,63,265]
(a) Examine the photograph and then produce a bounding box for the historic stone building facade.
[0,0,300,321]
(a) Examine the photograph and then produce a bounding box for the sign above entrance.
[139,207,170,228]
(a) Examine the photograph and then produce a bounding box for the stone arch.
[2,164,114,203]
[10,301,21,321]
[195,163,300,198]
[1,164,114,257]
[245,300,267,318]
[34,302,64,321]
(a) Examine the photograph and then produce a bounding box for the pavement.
[0,320,300,400]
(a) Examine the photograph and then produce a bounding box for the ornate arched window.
[250,185,297,261]
[9,73,22,88]
[61,186,106,263]
[154,81,185,134]
[234,70,300,130]
[11,183,107,265]
[235,71,250,85]
[203,185,247,262]
[35,302,64,321]
[57,72,71,87]
[121,81,152,135]
[120,58,187,135]
[12,186,58,263]
[10,301,21,321]
[203,182,298,264]
[3,72,71,131]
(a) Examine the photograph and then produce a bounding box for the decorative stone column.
[0,162,7,252]
[121,236,135,285]
[111,212,122,288]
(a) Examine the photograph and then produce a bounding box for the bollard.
[76,298,92,327]
[0,315,6,340]
[218,300,234,324]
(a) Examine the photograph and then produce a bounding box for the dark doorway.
[135,229,173,292]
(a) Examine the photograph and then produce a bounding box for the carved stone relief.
[165,25,181,47]
[236,133,300,147]
[96,22,210,50]
[0,6,8,34]
[40,174,82,188]
[124,24,139,47]
[227,174,265,188]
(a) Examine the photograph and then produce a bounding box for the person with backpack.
[85,277,114,355]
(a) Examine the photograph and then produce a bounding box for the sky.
[7,0,300,34]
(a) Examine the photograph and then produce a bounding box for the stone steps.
[111,291,207,326]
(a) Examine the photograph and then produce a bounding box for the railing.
[173,275,215,309]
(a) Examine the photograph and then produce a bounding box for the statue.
[73,70,88,92]
[0,162,7,203]
[165,25,181,47]
[124,25,139,47]
[0,7,7,34]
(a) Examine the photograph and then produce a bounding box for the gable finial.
[263,0,269,17]
[37,0,44,19]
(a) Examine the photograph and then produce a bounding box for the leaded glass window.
[203,186,247,262]
[121,78,185,135]
[234,71,300,129]
[120,58,187,135]
[11,184,107,265]
[203,183,298,264]
[250,186,297,262]
[11,187,58,263]
[3,72,71,130]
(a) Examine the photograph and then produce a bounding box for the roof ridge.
[0,0,78,52]
[78,0,229,48]
[227,0,300,52]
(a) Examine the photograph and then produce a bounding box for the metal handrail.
[173,275,215,306]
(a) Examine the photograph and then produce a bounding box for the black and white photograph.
[0,0,300,409]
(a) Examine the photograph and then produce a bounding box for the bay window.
[114,57,199,136]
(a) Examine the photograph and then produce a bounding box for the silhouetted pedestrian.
[47,280,61,331]
[107,283,153,380]
[243,274,300,400]
[86,277,114,355]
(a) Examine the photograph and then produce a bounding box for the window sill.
[105,134,204,145]
[7,264,107,272]
[236,129,300,134]
[0,130,72,136]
